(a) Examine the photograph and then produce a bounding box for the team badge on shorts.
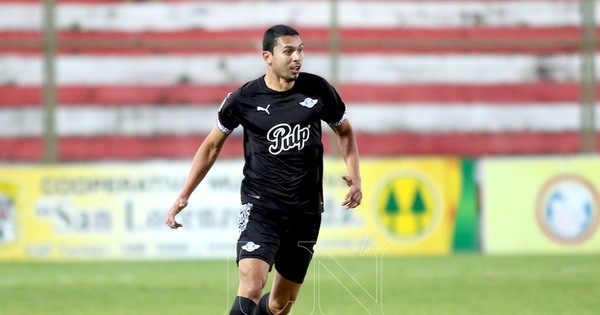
[241,241,261,252]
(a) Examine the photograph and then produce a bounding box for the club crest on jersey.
[267,123,310,155]
[241,242,261,252]
[299,98,318,108]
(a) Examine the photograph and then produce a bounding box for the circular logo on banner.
[375,171,442,243]
[536,175,600,245]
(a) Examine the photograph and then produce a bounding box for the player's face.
[270,35,304,82]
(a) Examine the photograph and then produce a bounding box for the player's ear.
[262,51,272,65]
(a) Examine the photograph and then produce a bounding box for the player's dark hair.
[263,24,300,53]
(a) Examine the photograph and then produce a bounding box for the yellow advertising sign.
[0,158,463,261]
[481,156,600,254]
[0,162,243,261]
[320,157,462,256]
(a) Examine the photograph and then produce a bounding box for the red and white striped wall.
[1,0,598,161]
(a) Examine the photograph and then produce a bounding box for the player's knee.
[238,277,266,302]
[269,298,295,314]
[237,278,266,301]
[239,287,262,302]
[238,268,268,300]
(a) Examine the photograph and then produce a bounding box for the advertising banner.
[0,161,244,260]
[480,156,600,254]
[453,159,479,252]
[0,158,467,261]
[320,157,464,256]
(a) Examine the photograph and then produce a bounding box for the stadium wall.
[1,0,599,161]
[1,1,599,260]
[0,157,473,260]
[2,155,599,261]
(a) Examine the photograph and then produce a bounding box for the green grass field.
[1,254,598,315]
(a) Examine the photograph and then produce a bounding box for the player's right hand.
[166,198,188,229]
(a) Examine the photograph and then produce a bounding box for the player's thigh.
[237,204,280,266]
[274,212,321,283]
[237,258,271,295]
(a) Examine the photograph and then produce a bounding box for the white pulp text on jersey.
[267,123,310,155]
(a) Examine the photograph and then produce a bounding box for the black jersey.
[217,72,347,213]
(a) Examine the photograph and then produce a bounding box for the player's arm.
[330,119,362,209]
[166,125,229,229]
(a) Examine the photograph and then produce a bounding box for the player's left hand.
[166,197,187,229]
[341,175,362,209]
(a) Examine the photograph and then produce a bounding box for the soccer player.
[165,24,362,315]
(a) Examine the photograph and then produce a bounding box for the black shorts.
[236,203,322,284]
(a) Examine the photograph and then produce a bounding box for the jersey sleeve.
[216,91,241,135]
[320,82,347,126]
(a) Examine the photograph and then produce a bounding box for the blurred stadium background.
[1,0,598,160]
[0,0,599,314]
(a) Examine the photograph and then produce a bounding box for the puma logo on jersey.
[299,98,318,108]
[257,104,271,115]
[267,123,310,155]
